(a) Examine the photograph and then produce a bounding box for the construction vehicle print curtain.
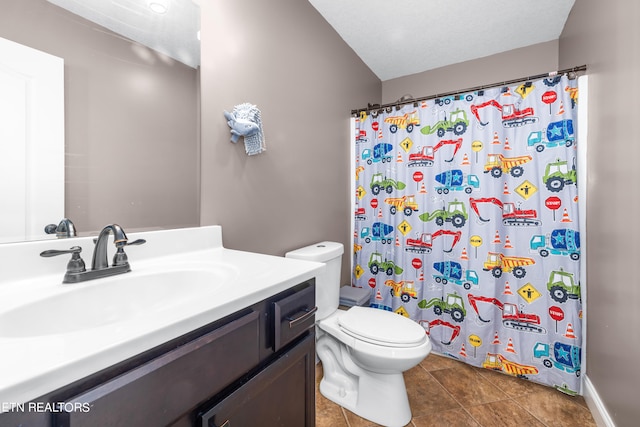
[353,75,582,394]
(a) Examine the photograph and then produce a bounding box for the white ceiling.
[47,0,200,68]
[309,0,576,81]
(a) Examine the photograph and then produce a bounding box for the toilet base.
[319,370,411,427]
[317,335,413,427]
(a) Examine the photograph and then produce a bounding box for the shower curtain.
[353,75,582,394]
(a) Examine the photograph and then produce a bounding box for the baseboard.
[583,375,615,427]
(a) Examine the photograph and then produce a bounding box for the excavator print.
[470,99,538,128]
[405,229,462,254]
[467,294,546,334]
[469,197,542,227]
[419,319,461,345]
[407,138,463,167]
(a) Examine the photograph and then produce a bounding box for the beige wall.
[560,1,640,425]
[0,0,200,235]
[199,0,381,284]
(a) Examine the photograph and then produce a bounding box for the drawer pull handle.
[286,306,317,329]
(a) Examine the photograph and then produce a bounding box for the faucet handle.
[44,218,77,238]
[126,239,146,246]
[112,239,146,267]
[40,246,86,274]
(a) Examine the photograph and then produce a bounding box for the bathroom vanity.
[0,226,323,427]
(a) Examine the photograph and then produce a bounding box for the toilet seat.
[338,306,427,348]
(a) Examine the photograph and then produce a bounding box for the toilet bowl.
[286,242,431,427]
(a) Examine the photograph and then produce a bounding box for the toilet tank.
[285,241,344,321]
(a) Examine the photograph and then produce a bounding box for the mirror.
[0,0,201,243]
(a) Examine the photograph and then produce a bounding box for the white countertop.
[0,226,323,409]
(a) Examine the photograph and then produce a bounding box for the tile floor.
[315,353,597,427]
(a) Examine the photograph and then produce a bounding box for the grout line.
[340,406,351,427]
[507,394,550,427]
[423,368,487,426]
[471,365,554,426]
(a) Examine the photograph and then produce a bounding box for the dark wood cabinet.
[0,280,316,427]
[198,333,315,427]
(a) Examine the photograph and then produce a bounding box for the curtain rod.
[351,65,587,115]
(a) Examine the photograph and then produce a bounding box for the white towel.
[339,286,371,307]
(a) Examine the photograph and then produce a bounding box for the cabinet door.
[199,333,315,427]
[57,311,260,427]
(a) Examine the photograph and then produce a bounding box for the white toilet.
[286,242,432,427]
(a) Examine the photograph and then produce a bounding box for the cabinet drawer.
[56,311,260,427]
[198,332,316,427]
[273,284,316,352]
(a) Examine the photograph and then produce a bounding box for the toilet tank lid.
[285,241,344,262]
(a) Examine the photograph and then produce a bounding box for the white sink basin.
[0,268,233,338]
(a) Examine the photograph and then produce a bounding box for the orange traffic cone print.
[419,182,427,194]
[459,343,467,358]
[564,323,577,339]
[461,153,470,165]
[492,132,501,145]
[557,101,565,115]
[395,235,400,247]
[503,182,510,195]
[493,230,501,244]
[397,151,403,163]
[418,269,424,282]
[460,247,469,261]
[492,331,501,345]
[421,101,428,108]
[561,208,572,223]
[505,338,517,354]
[504,236,514,249]
[375,290,383,300]
[504,137,511,150]
[378,208,383,218]
[503,281,513,295]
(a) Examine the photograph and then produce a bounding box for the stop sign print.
[545,196,562,220]
[542,91,557,114]
[549,306,564,321]
[549,305,564,333]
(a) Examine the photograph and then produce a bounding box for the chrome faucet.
[44,218,77,238]
[40,224,146,283]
